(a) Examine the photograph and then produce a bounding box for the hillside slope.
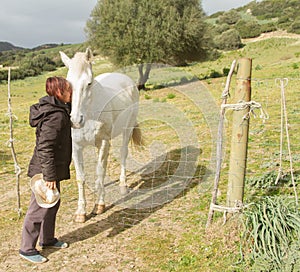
[0,41,23,52]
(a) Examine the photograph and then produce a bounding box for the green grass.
[0,36,300,271]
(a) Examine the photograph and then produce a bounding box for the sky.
[0,0,255,49]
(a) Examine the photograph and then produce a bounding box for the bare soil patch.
[242,30,300,44]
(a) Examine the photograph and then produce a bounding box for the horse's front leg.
[72,144,87,223]
[92,139,110,215]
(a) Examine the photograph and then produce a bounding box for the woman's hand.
[45,181,57,190]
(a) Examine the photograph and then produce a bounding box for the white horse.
[60,48,142,223]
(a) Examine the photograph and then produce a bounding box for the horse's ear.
[59,51,70,68]
[85,48,93,61]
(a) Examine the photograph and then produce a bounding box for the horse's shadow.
[53,145,208,252]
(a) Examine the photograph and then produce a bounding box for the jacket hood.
[29,96,71,127]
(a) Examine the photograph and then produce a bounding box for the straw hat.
[30,174,60,208]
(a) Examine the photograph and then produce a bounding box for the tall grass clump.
[241,196,300,271]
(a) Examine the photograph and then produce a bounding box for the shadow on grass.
[50,146,209,253]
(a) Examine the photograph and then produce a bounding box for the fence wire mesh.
[0,72,299,228]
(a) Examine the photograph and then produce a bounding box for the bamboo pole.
[206,60,236,228]
[7,67,22,217]
[226,58,252,207]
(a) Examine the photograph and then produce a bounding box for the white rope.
[210,200,244,225]
[274,78,298,205]
[5,112,18,120]
[210,202,242,213]
[221,100,269,121]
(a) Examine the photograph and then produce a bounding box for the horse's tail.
[131,123,144,148]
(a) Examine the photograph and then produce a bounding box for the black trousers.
[19,183,60,256]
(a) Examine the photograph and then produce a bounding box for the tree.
[85,0,211,89]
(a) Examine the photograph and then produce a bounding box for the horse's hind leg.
[119,129,132,195]
[73,145,87,223]
[92,139,109,215]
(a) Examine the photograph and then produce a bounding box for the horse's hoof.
[92,204,105,215]
[120,185,129,195]
[74,214,87,223]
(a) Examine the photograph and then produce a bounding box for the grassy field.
[0,35,300,271]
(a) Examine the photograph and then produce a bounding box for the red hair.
[45,76,72,99]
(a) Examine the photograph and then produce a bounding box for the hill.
[0,41,65,52]
[0,41,23,52]
[32,43,65,51]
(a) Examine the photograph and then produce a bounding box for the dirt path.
[242,30,300,44]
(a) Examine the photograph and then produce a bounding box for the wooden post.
[226,58,252,207]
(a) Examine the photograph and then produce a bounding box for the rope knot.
[221,100,269,121]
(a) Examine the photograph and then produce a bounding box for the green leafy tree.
[86,0,211,89]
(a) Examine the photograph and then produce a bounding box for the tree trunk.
[137,63,152,90]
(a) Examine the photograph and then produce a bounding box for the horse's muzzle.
[71,115,84,129]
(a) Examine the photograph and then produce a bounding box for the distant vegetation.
[208,0,300,50]
[0,43,86,82]
[0,0,299,83]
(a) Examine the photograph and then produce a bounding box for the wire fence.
[212,76,300,212]
[0,72,299,225]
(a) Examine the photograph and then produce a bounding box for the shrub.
[222,67,230,76]
[0,70,8,82]
[213,23,231,35]
[278,15,291,25]
[42,63,56,71]
[260,22,278,33]
[209,69,222,78]
[235,19,262,38]
[214,29,243,51]
[218,10,241,25]
[288,19,300,34]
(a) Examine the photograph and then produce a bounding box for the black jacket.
[27,95,72,182]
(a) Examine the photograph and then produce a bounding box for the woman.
[19,76,72,264]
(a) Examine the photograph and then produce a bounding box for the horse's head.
[59,48,94,129]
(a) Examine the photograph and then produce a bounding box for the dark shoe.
[42,240,68,249]
[19,253,48,263]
